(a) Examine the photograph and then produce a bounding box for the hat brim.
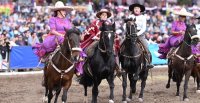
[129,4,145,12]
[96,11,112,18]
[49,6,73,11]
[174,11,194,17]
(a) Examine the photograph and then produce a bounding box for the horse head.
[125,18,138,42]
[99,21,115,55]
[185,24,197,43]
[63,27,81,62]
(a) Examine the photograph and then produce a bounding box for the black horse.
[166,24,197,101]
[42,28,81,103]
[80,22,116,103]
[119,19,149,103]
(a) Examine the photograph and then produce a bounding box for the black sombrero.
[129,3,145,12]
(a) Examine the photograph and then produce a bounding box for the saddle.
[85,41,99,58]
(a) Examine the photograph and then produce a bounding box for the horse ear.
[64,27,69,38]
[133,18,136,22]
[64,27,67,33]
[112,22,115,30]
[100,22,106,31]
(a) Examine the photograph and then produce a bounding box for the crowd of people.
[0,1,200,64]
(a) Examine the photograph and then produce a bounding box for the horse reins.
[48,35,75,79]
[170,30,194,69]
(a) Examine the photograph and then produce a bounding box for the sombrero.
[129,3,145,12]
[173,8,194,17]
[96,9,112,18]
[49,1,73,11]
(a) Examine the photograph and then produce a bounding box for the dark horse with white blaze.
[119,19,149,103]
[42,28,81,103]
[166,24,197,101]
[80,22,116,103]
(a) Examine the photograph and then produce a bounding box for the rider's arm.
[137,15,146,36]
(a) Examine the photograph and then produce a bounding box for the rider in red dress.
[75,9,121,77]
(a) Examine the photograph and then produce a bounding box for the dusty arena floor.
[0,67,200,103]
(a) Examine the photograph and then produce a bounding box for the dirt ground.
[0,67,200,103]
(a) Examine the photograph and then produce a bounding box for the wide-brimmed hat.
[129,3,145,12]
[173,8,194,17]
[49,1,73,11]
[96,9,112,18]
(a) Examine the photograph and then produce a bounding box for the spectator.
[28,32,40,46]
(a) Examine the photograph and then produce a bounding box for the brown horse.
[42,28,81,103]
[166,24,197,101]
[191,63,200,93]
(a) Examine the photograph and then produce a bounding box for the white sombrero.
[173,8,194,17]
[49,1,73,11]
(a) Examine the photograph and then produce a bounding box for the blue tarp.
[9,46,44,69]
[149,44,167,65]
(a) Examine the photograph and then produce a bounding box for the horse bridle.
[98,30,114,53]
[49,35,79,78]
[126,22,138,42]
[120,21,142,58]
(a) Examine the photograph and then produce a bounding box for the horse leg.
[166,66,173,88]
[54,88,62,103]
[122,72,127,102]
[62,80,72,103]
[84,85,88,103]
[128,73,137,101]
[107,74,115,103]
[91,80,100,103]
[138,70,148,102]
[183,70,191,101]
[43,85,48,103]
[48,89,53,103]
[175,74,181,96]
[197,74,200,93]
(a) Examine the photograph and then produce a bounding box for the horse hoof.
[109,99,114,103]
[138,98,143,102]
[126,98,131,102]
[196,90,200,94]
[122,101,127,103]
[84,96,88,103]
[42,96,48,103]
[166,84,170,89]
[184,98,189,102]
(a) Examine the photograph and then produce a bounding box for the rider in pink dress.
[33,1,73,62]
[158,8,194,59]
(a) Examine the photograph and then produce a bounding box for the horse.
[42,28,81,103]
[191,62,200,93]
[119,19,149,103]
[166,24,197,101]
[79,22,116,103]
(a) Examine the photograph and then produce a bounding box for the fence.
[1,44,167,70]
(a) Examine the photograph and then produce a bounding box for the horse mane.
[67,27,81,35]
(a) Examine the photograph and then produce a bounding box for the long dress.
[33,17,72,58]
[158,21,186,59]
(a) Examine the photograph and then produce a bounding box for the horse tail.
[79,62,93,87]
